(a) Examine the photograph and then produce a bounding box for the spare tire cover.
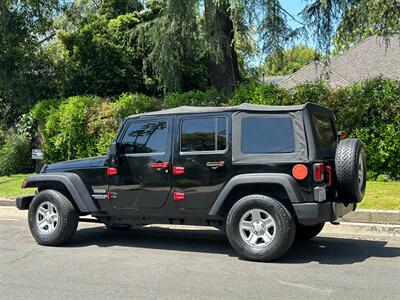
[335,138,367,203]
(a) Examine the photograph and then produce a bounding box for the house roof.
[279,35,400,88]
[260,75,289,84]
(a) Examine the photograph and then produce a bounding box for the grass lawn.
[359,181,400,210]
[0,174,398,210]
[0,174,36,198]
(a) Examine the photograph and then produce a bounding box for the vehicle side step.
[79,218,102,223]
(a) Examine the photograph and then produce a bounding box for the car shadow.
[65,225,400,265]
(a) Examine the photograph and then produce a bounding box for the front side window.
[181,116,227,153]
[241,116,295,154]
[121,120,167,154]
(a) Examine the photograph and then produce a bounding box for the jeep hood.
[44,156,106,172]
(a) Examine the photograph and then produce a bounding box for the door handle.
[206,161,225,169]
[151,162,169,169]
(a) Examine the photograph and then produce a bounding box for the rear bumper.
[293,202,356,225]
[16,195,34,210]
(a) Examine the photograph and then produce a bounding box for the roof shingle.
[279,35,400,88]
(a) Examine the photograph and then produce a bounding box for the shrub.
[33,96,97,163]
[113,93,161,118]
[30,93,161,163]
[230,82,290,106]
[353,124,400,179]
[86,100,118,155]
[88,93,161,154]
[165,89,224,108]
[0,130,34,176]
[290,81,332,105]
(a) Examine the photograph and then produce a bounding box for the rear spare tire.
[335,138,366,203]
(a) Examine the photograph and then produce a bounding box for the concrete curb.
[323,222,400,241]
[0,198,15,207]
[149,223,400,240]
[339,209,400,225]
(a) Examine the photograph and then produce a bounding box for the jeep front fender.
[21,172,98,212]
[209,173,304,216]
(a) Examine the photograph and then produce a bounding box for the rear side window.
[312,112,336,150]
[181,116,227,153]
[241,117,295,154]
[121,120,168,154]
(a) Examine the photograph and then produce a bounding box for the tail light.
[313,163,325,182]
[325,165,332,187]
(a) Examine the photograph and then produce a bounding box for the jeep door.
[108,117,173,209]
[173,114,231,209]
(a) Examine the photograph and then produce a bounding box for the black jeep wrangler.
[17,103,366,261]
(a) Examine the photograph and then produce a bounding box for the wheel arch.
[209,173,304,217]
[22,173,98,213]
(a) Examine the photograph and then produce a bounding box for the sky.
[251,0,326,67]
[280,0,306,30]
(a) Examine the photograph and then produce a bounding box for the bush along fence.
[0,78,399,180]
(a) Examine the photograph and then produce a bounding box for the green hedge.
[0,113,36,176]
[29,93,161,163]
[1,78,398,179]
[165,89,224,108]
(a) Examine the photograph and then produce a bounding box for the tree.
[2,0,399,116]
[262,45,317,76]
[0,0,64,124]
[134,0,208,94]
[57,12,146,96]
[333,0,400,53]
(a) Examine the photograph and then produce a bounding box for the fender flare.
[22,172,98,212]
[209,173,305,216]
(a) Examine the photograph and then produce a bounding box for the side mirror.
[107,142,120,167]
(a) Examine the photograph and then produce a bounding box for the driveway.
[0,210,399,299]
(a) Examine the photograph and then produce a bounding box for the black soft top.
[126,102,329,119]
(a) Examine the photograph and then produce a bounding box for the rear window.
[241,117,295,154]
[312,112,336,149]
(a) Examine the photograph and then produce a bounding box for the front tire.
[226,195,295,262]
[28,190,79,246]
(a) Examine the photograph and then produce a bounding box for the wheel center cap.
[252,221,263,234]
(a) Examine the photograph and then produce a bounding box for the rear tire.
[335,138,367,203]
[226,194,295,262]
[28,190,79,246]
[295,222,325,241]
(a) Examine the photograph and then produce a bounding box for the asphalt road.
[0,215,399,299]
